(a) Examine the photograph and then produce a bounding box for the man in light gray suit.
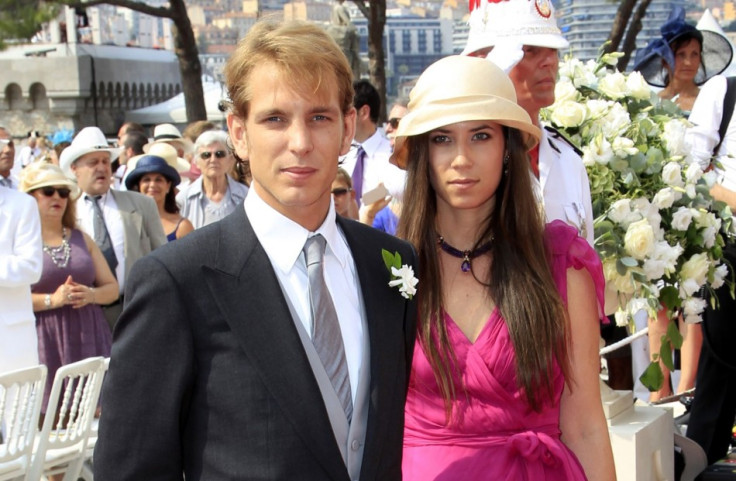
[95,20,417,480]
[60,127,166,329]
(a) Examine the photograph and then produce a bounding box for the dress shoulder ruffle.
[545,219,606,322]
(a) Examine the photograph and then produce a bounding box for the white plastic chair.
[78,357,109,481]
[27,357,106,481]
[0,365,47,481]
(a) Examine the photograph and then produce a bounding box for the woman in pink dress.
[390,55,616,480]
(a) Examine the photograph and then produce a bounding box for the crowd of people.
[1,0,735,479]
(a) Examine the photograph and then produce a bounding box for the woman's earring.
[503,152,510,175]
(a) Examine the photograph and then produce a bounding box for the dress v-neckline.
[444,306,500,346]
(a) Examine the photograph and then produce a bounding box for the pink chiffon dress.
[403,221,605,480]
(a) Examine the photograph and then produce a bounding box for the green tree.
[0,0,59,48]
[0,0,206,122]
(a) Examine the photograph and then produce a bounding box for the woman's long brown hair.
[397,128,571,416]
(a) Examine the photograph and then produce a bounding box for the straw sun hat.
[59,126,121,178]
[390,55,541,170]
[19,161,81,200]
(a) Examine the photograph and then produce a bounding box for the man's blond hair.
[224,20,354,120]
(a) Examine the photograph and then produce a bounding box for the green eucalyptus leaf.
[639,361,664,391]
[667,320,684,349]
[381,249,395,272]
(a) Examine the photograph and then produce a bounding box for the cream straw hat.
[390,55,541,170]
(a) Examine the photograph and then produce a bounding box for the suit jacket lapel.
[202,209,349,481]
[337,217,404,480]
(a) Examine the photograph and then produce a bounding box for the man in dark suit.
[94,19,417,481]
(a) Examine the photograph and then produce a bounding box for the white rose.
[554,80,579,103]
[680,278,701,298]
[685,163,703,183]
[598,72,628,99]
[614,309,629,327]
[681,252,710,286]
[612,137,639,158]
[682,297,707,324]
[662,162,684,187]
[663,119,689,156]
[653,241,683,275]
[624,219,655,260]
[703,226,718,248]
[550,100,588,128]
[601,103,631,138]
[626,297,652,319]
[626,71,652,100]
[608,198,631,224]
[586,99,611,119]
[672,207,694,231]
[643,258,666,280]
[582,134,614,166]
[653,187,677,210]
[712,264,729,289]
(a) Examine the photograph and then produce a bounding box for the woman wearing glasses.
[176,130,249,228]
[21,162,118,409]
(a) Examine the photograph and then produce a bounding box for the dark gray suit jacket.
[94,206,417,480]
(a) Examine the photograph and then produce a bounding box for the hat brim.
[389,97,542,169]
[129,151,191,174]
[144,138,194,156]
[60,145,121,178]
[21,177,81,200]
[635,30,733,87]
[462,33,569,57]
[125,163,181,190]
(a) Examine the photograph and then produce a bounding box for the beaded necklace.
[43,227,71,268]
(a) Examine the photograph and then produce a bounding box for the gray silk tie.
[89,195,118,277]
[303,234,353,422]
[0,177,12,188]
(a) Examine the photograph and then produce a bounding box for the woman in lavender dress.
[20,162,118,409]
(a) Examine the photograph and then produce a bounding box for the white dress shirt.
[244,186,365,402]
[687,75,736,191]
[78,192,126,293]
[340,129,406,201]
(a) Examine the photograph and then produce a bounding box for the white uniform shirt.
[686,75,736,191]
[537,126,595,245]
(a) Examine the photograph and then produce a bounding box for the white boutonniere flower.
[382,249,418,300]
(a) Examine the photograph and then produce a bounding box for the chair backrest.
[27,357,106,481]
[0,365,47,481]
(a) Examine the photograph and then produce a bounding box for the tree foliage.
[351,0,388,121]
[0,0,59,48]
[605,0,653,71]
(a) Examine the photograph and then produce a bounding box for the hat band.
[154,134,183,141]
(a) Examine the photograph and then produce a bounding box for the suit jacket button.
[351,439,360,451]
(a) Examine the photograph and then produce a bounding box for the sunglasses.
[37,186,71,199]
[331,187,351,196]
[387,118,401,129]
[200,150,228,160]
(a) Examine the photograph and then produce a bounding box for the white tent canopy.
[126,79,228,126]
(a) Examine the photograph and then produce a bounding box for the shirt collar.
[244,185,350,274]
[359,129,387,158]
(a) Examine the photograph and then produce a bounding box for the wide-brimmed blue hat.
[125,154,180,190]
[633,6,732,87]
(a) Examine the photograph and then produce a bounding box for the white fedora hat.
[143,123,194,154]
[59,126,121,178]
[462,0,568,56]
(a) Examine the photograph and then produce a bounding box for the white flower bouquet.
[542,52,734,386]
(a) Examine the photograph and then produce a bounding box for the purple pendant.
[461,260,471,272]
